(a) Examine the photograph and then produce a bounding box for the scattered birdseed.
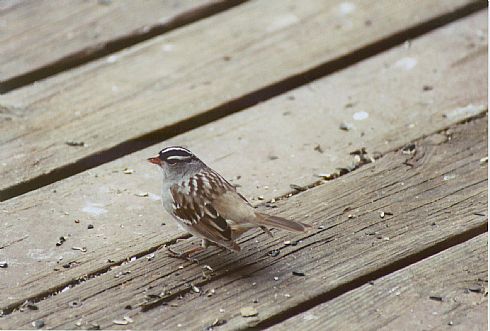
[350,147,367,155]
[68,300,82,308]
[75,319,83,327]
[401,143,416,155]
[290,184,306,192]
[191,284,200,293]
[257,196,264,200]
[315,173,336,180]
[422,85,433,91]
[339,122,353,131]
[56,236,66,246]
[240,306,258,317]
[429,295,443,302]
[74,219,80,224]
[203,265,214,271]
[20,300,38,311]
[135,192,149,197]
[114,270,131,278]
[205,318,227,331]
[480,156,488,165]
[0,261,7,268]
[88,322,100,330]
[145,293,161,300]
[274,277,279,281]
[72,246,87,252]
[124,316,133,323]
[314,144,324,153]
[146,253,155,261]
[443,174,456,181]
[65,141,86,147]
[87,224,94,229]
[336,167,350,176]
[268,249,280,257]
[125,305,132,310]
[112,319,128,325]
[292,271,305,277]
[284,293,291,298]
[468,284,483,293]
[123,168,134,174]
[284,240,291,245]
[347,214,354,219]
[207,288,216,297]
[32,320,45,329]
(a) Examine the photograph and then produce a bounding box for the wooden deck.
[0,1,487,330]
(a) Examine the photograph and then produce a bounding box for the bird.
[147,146,310,258]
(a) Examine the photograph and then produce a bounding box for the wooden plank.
[0,10,486,310]
[0,0,483,197]
[271,234,488,331]
[0,0,239,91]
[0,110,486,329]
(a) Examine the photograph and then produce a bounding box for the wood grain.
[0,0,235,90]
[0,0,483,196]
[0,11,486,308]
[0,114,487,329]
[271,234,488,331]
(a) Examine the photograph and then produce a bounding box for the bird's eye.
[165,156,191,165]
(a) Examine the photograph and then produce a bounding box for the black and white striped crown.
[158,146,195,162]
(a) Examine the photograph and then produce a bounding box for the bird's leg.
[166,245,206,260]
[202,239,227,252]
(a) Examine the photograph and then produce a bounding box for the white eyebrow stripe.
[161,147,191,153]
[166,155,191,160]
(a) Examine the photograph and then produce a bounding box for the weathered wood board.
[271,234,488,331]
[0,10,486,308]
[0,0,484,197]
[0,0,236,90]
[0,112,486,329]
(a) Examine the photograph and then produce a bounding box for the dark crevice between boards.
[0,2,486,202]
[255,223,489,330]
[0,0,248,94]
[0,115,486,320]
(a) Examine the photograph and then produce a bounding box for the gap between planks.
[269,233,488,330]
[256,225,488,330]
[0,8,487,315]
[0,2,486,202]
[0,0,247,94]
[0,114,486,328]
[0,112,485,316]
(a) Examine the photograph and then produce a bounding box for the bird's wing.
[169,169,240,250]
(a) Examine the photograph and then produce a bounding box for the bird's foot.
[166,246,205,261]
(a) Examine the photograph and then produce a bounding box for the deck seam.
[0,0,248,94]
[0,3,486,202]
[254,223,488,330]
[0,112,486,318]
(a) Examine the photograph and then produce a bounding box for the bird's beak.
[147,156,161,165]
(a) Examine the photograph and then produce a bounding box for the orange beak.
[147,156,161,165]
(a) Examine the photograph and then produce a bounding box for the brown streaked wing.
[169,173,233,242]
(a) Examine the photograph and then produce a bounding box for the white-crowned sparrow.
[148,146,310,257]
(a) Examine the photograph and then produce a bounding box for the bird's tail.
[254,212,310,232]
